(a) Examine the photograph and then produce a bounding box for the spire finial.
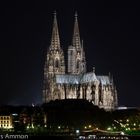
[75,11,78,21]
[75,11,78,18]
[93,67,95,73]
[53,11,57,18]
[54,11,56,15]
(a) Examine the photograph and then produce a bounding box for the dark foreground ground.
[27,135,140,140]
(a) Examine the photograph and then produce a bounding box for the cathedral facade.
[43,12,118,111]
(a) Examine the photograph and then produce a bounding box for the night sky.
[1,1,140,107]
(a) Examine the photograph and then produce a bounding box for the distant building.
[0,114,12,129]
[43,12,118,111]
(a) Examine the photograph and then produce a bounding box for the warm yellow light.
[126,119,129,122]
[89,125,91,128]
[107,127,111,131]
[32,125,34,128]
[120,132,125,135]
[126,123,129,126]
[84,126,87,129]
[134,123,136,126]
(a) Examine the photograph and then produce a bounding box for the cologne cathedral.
[43,12,118,111]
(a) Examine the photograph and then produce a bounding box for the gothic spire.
[72,12,81,49]
[50,11,60,49]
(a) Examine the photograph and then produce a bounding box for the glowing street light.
[107,127,112,131]
[76,129,80,134]
[88,125,92,128]
[126,119,129,122]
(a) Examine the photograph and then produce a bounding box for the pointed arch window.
[55,59,59,68]
[76,59,80,69]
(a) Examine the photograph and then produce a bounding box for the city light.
[126,119,129,122]
[133,123,136,126]
[76,129,80,134]
[88,125,92,128]
[107,127,112,131]
[120,132,125,135]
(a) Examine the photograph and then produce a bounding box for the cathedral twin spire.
[72,12,81,49]
[49,11,86,74]
[51,11,81,50]
[50,11,60,49]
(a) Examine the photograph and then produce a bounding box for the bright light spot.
[121,124,125,128]
[134,123,136,126]
[88,135,96,139]
[126,119,129,122]
[84,126,87,129]
[12,113,18,116]
[120,132,125,135]
[79,136,85,139]
[113,126,116,129]
[31,125,34,128]
[96,128,98,130]
[107,127,111,131]
[76,129,80,134]
[126,123,129,126]
[89,125,91,128]
[27,126,29,129]
[58,126,61,129]
[32,103,35,107]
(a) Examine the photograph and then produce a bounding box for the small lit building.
[0,114,13,129]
